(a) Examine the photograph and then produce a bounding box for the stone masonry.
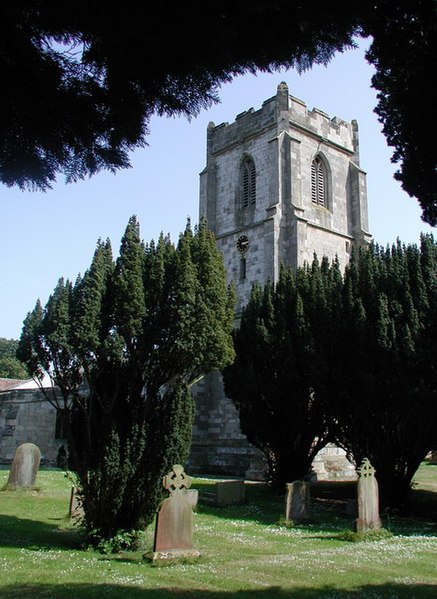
[0,84,370,479]
[0,381,64,465]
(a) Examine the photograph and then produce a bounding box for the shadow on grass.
[411,489,437,520]
[195,481,357,533]
[195,481,285,526]
[0,514,84,550]
[196,478,437,537]
[1,583,437,599]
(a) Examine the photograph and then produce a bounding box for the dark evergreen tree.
[329,237,437,509]
[223,261,336,485]
[17,216,234,542]
[362,0,437,225]
[0,337,29,379]
[224,238,436,506]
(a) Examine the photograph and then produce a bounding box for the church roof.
[0,374,53,392]
[0,378,27,392]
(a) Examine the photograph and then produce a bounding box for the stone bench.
[199,480,246,506]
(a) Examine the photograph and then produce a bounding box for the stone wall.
[311,444,357,481]
[0,388,64,465]
[188,371,267,479]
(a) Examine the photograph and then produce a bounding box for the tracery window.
[241,157,256,207]
[311,156,327,207]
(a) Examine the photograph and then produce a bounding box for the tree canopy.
[0,337,29,379]
[222,260,338,485]
[17,216,235,542]
[223,236,437,508]
[1,1,436,224]
[328,235,437,508]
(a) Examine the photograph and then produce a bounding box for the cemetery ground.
[0,465,436,598]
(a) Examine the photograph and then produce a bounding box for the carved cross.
[162,464,192,495]
[358,457,375,478]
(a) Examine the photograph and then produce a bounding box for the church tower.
[188,82,371,477]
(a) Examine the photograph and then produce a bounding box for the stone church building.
[188,82,371,478]
[1,83,370,478]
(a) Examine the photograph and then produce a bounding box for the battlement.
[207,82,358,160]
[287,91,356,154]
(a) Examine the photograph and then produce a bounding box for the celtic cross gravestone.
[145,464,201,564]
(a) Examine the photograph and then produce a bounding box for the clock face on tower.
[236,234,249,254]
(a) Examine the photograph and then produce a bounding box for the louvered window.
[311,157,326,207]
[242,158,256,207]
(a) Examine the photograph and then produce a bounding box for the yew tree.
[224,238,437,509]
[17,216,235,542]
[222,258,341,485]
[329,235,437,509]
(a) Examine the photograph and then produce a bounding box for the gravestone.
[355,458,381,533]
[145,464,201,564]
[6,443,41,489]
[285,481,310,523]
[215,480,245,505]
[186,489,199,510]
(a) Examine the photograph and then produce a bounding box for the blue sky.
[0,39,435,341]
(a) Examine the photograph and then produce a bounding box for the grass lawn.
[0,463,436,598]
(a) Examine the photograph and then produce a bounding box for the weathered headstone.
[5,443,41,490]
[355,458,381,533]
[145,464,201,564]
[285,480,310,523]
[216,480,245,505]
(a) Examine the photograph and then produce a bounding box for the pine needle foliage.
[17,216,235,541]
[2,2,436,224]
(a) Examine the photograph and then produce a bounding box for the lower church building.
[188,82,371,478]
[0,376,64,465]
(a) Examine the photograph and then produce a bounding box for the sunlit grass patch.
[0,465,436,598]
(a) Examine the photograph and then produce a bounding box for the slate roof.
[0,374,54,392]
[0,378,27,392]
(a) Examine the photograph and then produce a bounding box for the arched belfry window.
[311,156,327,207]
[241,157,256,207]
